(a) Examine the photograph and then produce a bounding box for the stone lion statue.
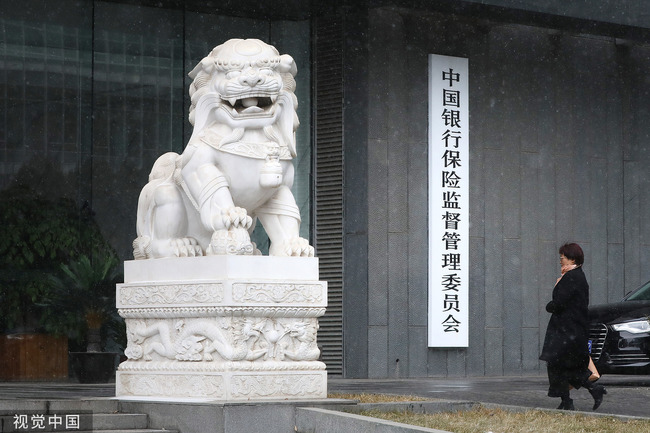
[133,39,313,259]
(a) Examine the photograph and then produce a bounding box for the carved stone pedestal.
[115,256,327,401]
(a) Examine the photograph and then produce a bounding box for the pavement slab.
[0,375,648,419]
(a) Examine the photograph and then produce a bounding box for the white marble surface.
[123,255,319,283]
[116,256,327,401]
[118,39,325,401]
[132,39,313,260]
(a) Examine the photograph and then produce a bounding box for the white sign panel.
[428,54,469,347]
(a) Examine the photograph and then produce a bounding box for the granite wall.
[343,5,650,377]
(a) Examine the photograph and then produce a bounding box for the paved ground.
[329,375,650,418]
[1,375,648,419]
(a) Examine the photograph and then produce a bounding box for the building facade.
[2,0,650,379]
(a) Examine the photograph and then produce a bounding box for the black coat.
[539,266,590,369]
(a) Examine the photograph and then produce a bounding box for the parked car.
[589,280,650,374]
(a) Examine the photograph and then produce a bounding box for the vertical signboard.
[428,54,469,348]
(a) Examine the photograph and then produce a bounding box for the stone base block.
[115,256,327,401]
[116,368,327,401]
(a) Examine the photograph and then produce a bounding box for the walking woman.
[539,242,607,410]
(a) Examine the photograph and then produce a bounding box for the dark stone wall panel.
[361,5,650,377]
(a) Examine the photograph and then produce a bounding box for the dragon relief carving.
[124,317,320,363]
[132,38,313,259]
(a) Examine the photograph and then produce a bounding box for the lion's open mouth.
[222,95,277,115]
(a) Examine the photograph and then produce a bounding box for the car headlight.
[612,320,650,334]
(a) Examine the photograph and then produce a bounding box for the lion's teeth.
[242,106,264,114]
[270,95,278,103]
[228,98,237,106]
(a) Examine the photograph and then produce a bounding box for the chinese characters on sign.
[428,54,469,347]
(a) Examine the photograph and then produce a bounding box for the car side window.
[625,281,650,301]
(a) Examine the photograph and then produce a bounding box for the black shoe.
[589,385,607,410]
[557,398,575,410]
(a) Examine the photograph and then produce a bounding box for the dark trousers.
[546,362,592,398]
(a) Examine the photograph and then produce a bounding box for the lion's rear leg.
[139,183,203,258]
[133,153,204,259]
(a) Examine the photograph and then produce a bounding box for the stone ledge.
[117,280,327,309]
[116,370,327,401]
[118,360,326,372]
[124,256,320,283]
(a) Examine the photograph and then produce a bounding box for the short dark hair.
[559,242,584,266]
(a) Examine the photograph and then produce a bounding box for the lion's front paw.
[270,237,314,257]
[170,238,204,257]
[146,237,203,258]
[220,207,253,230]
